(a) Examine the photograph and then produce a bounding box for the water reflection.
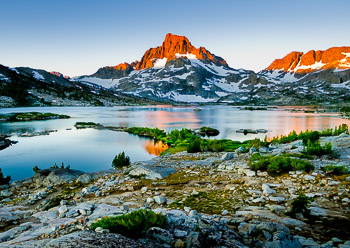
[1,105,350,181]
[143,140,169,156]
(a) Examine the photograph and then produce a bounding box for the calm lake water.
[1,105,349,181]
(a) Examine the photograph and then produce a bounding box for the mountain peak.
[135,33,228,70]
[92,33,229,78]
[266,46,350,73]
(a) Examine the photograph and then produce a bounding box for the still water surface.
[1,105,349,180]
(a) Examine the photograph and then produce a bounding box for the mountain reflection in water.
[143,140,169,156]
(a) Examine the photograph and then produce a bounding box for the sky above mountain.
[1,0,349,77]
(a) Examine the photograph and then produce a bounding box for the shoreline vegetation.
[0,112,70,122]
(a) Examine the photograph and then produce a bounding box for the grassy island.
[0,112,70,122]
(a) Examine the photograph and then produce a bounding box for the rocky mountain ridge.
[266,47,350,73]
[1,34,350,106]
[0,64,155,107]
[75,35,350,104]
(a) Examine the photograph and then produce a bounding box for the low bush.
[112,152,130,168]
[303,140,332,156]
[289,193,313,216]
[249,154,314,176]
[187,139,201,153]
[90,209,166,238]
[0,168,11,185]
[322,165,349,175]
[32,165,40,173]
[270,124,349,144]
[198,126,220,137]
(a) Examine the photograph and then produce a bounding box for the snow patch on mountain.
[76,77,121,88]
[163,92,216,103]
[153,58,168,68]
[292,61,326,72]
[175,53,197,60]
[33,71,44,81]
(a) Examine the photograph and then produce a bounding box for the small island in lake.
[0,112,70,122]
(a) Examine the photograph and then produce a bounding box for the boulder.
[265,231,302,248]
[153,196,167,205]
[221,152,235,161]
[129,163,175,180]
[34,168,84,186]
[262,184,276,195]
[147,227,174,244]
[76,174,92,184]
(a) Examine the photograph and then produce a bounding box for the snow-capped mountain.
[74,34,350,104]
[2,35,350,106]
[0,64,151,107]
[74,33,254,103]
[253,47,350,104]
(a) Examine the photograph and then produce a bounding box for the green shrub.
[267,157,292,175]
[290,193,313,216]
[33,165,41,173]
[198,126,220,137]
[303,140,332,156]
[322,165,349,175]
[187,139,201,153]
[90,209,166,238]
[0,168,11,185]
[112,152,130,168]
[249,154,314,176]
[290,159,314,172]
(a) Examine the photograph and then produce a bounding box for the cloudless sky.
[1,0,349,76]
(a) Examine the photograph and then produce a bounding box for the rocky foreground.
[0,134,350,247]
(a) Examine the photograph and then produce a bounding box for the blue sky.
[1,0,349,76]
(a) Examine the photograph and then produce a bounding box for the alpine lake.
[1,105,349,181]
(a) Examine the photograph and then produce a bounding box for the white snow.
[153,58,168,68]
[331,80,350,90]
[293,61,326,72]
[339,52,350,68]
[32,71,44,80]
[342,52,350,58]
[9,68,19,73]
[215,91,229,97]
[175,72,193,79]
[165,92,216,103]
[76,77,121,88]
[213,78,245,92]
[175,53,197,60]
[190,59,232,76]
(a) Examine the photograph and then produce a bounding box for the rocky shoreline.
[0,134,350,247]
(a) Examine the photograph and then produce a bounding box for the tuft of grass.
[90,209,166,238]
[169,190,238,215]
[322,165,349,175]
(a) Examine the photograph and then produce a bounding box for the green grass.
[270,124,348,145]
[90,209,166,238]
[169,190,238,215]
[74,122,102,128]
[0,112,70,122]
[249,153,314,176]
[322,165,349,175]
